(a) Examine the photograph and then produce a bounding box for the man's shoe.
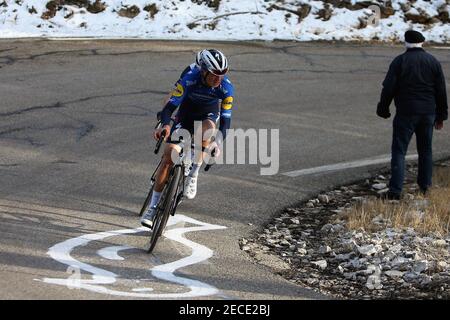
[184,176,198,199]
[419,188,429,196]
[141,206,157,229]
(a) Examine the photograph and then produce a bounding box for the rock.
[385,270,405,278]
[357,244,381,256]
[312,260,328,270]
[290,218,300,225]
[351,196,364,203]
[403,272,419,283]
[344,272,357,280]
[334,253,353,261]
[297,248,307,255]
[306,202,315,208]
[372,183,387,190]
[413,261,429,274]
[143,3,159,18]
[318,194,329,203]
[319,245,332,254]
[306,278,318,285]
[432,240,447,247]
[388,244,403,254]
[241,245,251,251]
[391,256,409,269]
[118,5,140,19]
[289,245,296,251]
[437,261,448,271]
[321,224,333,233]
[366,265,383,290]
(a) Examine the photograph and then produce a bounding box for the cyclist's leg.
[187,118,216,178]
[154,143,182,192]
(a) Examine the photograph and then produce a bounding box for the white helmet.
[199,49,229,76]
[195,50,204,67]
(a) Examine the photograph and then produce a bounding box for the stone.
[388,244,403,254]
[319,245,332,254]
[351,196,364,203]
[297,248,307,255]
[403,272,419,283]
[318,194,329,203]
[437,261,448,271]
[413,261,429,274]
[377,188,390,194]
[385,270,404,278]
[432,240,447,247]
[321,224,333,232]
[312,260,328,270]
[366,266,383,290]
[372,183,387,190]
[358,244,381,256]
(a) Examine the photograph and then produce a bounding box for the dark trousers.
[389,114,435,195]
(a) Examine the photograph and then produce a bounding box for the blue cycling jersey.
[168,67,234,120]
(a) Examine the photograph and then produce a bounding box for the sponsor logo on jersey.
[172,83,184,97]
[222,96,233,110]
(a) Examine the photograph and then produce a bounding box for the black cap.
[405,30,425,43]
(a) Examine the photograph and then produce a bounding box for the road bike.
[139,113,215,253]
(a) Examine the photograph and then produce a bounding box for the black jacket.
[377,47,448,122]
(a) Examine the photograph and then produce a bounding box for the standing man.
[377,30,448,200]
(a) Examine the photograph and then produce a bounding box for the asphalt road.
[0,39,449,300]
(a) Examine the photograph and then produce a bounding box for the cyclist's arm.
[218,96,233,142]
[160,77,188,125]
[160,102,178,126]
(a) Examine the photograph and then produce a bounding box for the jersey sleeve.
[218,78,234,141]
[220,78,234,119]
[168,74,189,107]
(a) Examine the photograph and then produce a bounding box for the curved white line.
[97,246,134,261]
[40,215,226,298]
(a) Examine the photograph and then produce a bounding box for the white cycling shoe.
[140,206,156,229]
[184,176,198,199]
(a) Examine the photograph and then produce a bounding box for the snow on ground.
[0,0,449,43]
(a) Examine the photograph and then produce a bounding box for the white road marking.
[97,246,134,261]
[132,288,154,292]
[39,214,226,298]
[282,154,418,177]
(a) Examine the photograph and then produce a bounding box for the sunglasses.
[209,68,228,76]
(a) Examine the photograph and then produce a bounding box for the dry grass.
[346,165,450,236]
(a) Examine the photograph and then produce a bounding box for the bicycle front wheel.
[146,165,182,254]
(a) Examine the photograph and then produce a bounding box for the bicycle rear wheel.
[146,165,182,254]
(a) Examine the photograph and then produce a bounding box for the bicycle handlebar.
[154,130,166,154]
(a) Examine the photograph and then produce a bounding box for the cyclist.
[141,49,234,228]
